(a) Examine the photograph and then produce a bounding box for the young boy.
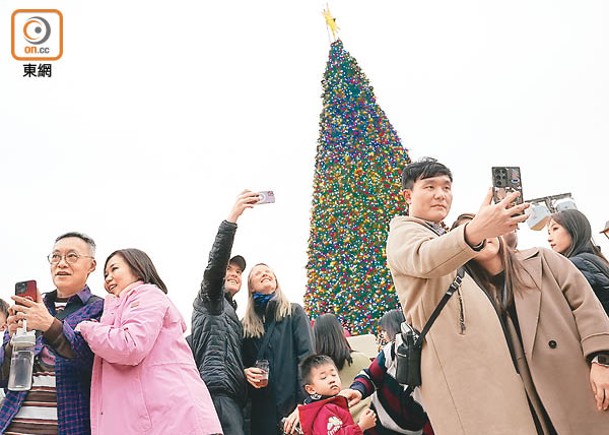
[298,354,376,435]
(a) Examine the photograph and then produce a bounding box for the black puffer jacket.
[570,252,609,315]
[191,220,247,403]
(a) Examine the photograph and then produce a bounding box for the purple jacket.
[0,286,103,435]
[79,282,222,435]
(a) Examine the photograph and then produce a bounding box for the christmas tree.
[304,38,411,335]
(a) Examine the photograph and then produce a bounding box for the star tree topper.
[322,5,340,41]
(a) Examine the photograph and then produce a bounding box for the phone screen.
[15,280,37,303]
[257,190,275,204]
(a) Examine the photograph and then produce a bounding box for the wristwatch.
[592,354,609,368]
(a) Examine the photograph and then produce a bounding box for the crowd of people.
[386,158,609,435]
[0,161,608,434]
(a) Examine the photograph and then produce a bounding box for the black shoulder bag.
[395,267,465,388]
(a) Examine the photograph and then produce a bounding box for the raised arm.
[194,190,259,312]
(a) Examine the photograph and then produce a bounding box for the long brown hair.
[313,314,353,371]
[549,209,608,263]
[450,214,526,313]
[104,249,168,294]
[465,237,527,313]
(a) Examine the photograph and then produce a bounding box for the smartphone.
[257,190,275,204]
[492,166,524,212]
[15,280,37,303]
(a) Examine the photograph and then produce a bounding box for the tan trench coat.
[387,216,609,435]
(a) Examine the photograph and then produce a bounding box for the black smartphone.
[15,280,37,304]
[492,166,524,211]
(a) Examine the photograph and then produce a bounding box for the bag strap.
[257,318,277,361]
[413,267,465,348]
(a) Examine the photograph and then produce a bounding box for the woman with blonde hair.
[242,263,314,435]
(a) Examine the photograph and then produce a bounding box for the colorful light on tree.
[304,38,411,335]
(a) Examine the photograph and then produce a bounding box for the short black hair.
[401,157,452,190]
[55,232,96,256]
[300,354,336,386]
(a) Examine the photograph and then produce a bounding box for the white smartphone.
[257,191,275,204]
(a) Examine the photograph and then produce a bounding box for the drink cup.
[255,359,270,387]
[8,329,36,391]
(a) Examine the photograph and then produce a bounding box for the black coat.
[191,220,247,403]
[242,301,314,435]
[570,252,609,315]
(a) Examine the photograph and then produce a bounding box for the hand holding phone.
[14,280,37,305]
[492,167,524,214]
[257,190,275,204]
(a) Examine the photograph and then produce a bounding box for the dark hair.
[549,209,608,262]
[451,217,525,313]
[55,232,96,255]
[450,213,475,231]
[313,313,353,371]
[0,298,9,319]
[300,354,336,386]
[466,236,530,314]
[379,309,405,341]
[401,157,453,191]
[104,249,168,293]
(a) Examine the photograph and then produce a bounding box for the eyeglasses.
[47,253,94,265]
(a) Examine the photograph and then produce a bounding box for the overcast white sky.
[1,1,609,327]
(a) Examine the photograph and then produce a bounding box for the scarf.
[253,292,275,315]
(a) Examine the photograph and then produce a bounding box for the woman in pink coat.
[77,248,222,435]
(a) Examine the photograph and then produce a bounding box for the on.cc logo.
[23,16,52,45]
[11,9,63,61]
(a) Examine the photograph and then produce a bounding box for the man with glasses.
[0,232,103,434]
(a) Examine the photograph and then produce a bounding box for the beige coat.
[387,216,609,435]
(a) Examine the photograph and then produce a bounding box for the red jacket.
[298,396,363,435]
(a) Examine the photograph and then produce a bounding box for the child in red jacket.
[298,354,376,435]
